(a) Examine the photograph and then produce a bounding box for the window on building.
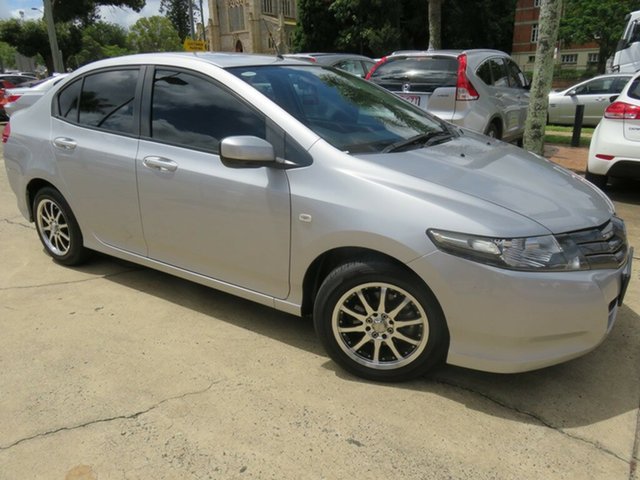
[561,54,578,64]
[262,0,274,15]
[531,24,539,43]
[281,0,293,17]
[528,55,535,63]
[228,1,245,31]
[534,0,541,7]
[588,53,599,64]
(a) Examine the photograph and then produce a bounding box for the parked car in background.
[587,70,640,188]
[284,53,375,77]
[548,74,632,127]
[366,49,530,144]
[2,53,631,381]
[0,73,39,120]
[3,74,69,117]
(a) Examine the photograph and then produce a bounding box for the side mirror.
[567,89,578,96]
[220,136,276,168]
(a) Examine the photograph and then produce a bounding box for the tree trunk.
[523,0,562,156]
[428,0,442,50]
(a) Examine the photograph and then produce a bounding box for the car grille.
[562,217,628,270]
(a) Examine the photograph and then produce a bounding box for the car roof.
[73,52,311,73]
[387,48,509,58]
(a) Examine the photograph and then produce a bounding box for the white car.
[587,70,640,188]
[3,74,68,117]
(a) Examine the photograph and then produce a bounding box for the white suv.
[366,49,530,144]
[587,70,640,188]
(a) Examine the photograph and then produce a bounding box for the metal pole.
[571,104,585,147]
[199,0,206,42]
[43,0,64,73]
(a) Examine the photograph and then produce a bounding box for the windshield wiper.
[382,131,453,153]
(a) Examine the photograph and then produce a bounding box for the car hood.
[356,133,613,234]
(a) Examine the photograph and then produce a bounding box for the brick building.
[206,0,297,54]
[511,0,599,73]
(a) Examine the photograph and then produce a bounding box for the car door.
[136,67,291,298]
[485,57,523,139]
[505,58,530,134]
[50,68,147,255]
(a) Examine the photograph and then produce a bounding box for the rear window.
[626,78,640,100]
[370,57,458,85]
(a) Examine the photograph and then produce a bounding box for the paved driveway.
[1,146,639,479]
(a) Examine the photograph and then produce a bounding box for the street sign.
[184,39,207,52]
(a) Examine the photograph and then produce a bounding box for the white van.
[612,10,640,73]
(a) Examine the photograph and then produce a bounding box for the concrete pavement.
[0,146,639,479]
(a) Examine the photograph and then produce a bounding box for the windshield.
[228,65,452,154]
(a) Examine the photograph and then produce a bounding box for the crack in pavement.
[0,380,219,451]
[0,268,144,291]
[1,218,33,230]
[630,394,640,480]
[433,377,632,466]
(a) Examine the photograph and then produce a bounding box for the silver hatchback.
[2,53,632,381]
[367,49,530,143]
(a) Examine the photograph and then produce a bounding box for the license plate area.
[397,93,427,108]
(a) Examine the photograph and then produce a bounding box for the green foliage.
[561,0,640,73]
[0,41,18,71]
[68,22,131,68]
[160,0,198,42]
[53,0,145,26]
[0,19,82,73]
[294,0,519,55]
[128,16,182,53]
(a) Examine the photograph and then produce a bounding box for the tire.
[585,170,607,189]
[313,260,448,382]
[485,122,501,139]
[33,187,89,266]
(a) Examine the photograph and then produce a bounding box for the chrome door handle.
[143,156,178,172]
[53,137,77,151]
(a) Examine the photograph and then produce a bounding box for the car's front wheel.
[313,260,447,381]
[33,187,88,266]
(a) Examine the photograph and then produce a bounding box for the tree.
[292,0,337,52]
[68,22,131,68]
[428,0,442,49]
[329,0,403,56]
[0,41,18,72]
[560,0,640,74]
[53,0,146,26]
[524,0,563,155]
[160,0,198,42]
[128,16,182,53]
[0,19,82,73]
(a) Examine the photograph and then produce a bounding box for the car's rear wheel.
[313,260,447,381]
[34,187,88,266]
[585,171,607,189]
[485,121,501,140]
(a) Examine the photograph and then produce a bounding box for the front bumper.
[408,248,632,373]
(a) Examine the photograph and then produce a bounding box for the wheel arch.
[26,178,59,222]
[486,116,503,139]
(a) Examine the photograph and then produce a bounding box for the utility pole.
[42,0,64,72]
[188,0,195,38]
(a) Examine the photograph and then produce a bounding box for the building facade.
[206,0,298,54]
[511,0,599,73]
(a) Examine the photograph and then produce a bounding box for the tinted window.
[78,69,138,134]
[505,59,525,88]
[370,57,457,86]
[626,78,640,100]
[58,79,81,122]
[476,61,493,85]
[151,69,266,153]
[489,59,509,88]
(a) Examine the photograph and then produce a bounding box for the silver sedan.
[2,53,632,381]
[547,74,632,126]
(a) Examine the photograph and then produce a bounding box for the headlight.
[427,229,587,271]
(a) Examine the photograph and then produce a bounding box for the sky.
[0,0,209,28]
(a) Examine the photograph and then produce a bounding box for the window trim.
[52,66,144,139]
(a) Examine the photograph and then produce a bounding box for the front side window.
[229,65,452,154]
[150,69,266,153]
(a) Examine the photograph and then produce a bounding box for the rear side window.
[626,78,640,100]
[78,70,138,134]
[150,69,266,153]
[57,79,81,121]
[55,69,139,135]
